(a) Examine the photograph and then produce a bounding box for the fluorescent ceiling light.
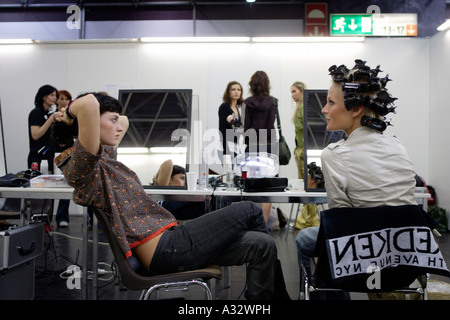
[117,147,149,154]
[34,38,139,44]
[437,19,450,31]
[149,147,187,154]
[140,37,250,43]
[251,36,365,43]
[246,0,256,2]
[0,38,33,44]
[140,36,364,44]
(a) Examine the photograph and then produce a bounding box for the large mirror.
[117,89,193,189]
[303,89,347,192]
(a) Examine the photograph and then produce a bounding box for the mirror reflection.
[303,89,347,191]
[117,89,193,188]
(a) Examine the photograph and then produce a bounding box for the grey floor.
[32,211,450,302]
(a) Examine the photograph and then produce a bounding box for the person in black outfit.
[244,71,277,155]
[218,81,245,158]
[54,90,74,227]
[243,71,278,222]
[28,84,59,173]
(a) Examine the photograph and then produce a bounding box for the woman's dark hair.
[308,162,324,189]
[76,92,123,115]
[34,84,57,110]
[172,165,186,177]
[51,92,123,147]
[248,71,270,98]
[51,119,78,147]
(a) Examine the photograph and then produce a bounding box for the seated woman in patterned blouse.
[51,92,289,300]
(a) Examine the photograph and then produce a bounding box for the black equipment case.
[242,177,288,192]
[0,223,44,300]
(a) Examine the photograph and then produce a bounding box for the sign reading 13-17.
[331,13,418,37]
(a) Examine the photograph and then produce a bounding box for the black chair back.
[314,205,450,291]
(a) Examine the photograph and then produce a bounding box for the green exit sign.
[331,13,418,37]
[330,14,373,35]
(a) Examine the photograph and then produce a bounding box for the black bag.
[0,173,29,187]
[274,99,291,165]
[278,135,291,166]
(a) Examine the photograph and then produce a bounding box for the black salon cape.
[314,205,450,291]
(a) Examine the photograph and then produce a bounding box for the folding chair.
[300,205,450,300]
[0,198,54,224]
[92,207,222,300]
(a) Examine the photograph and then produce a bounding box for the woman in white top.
[296,60,417,297]
[320,76,416,208]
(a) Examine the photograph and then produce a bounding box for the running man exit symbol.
[333,17,346,32]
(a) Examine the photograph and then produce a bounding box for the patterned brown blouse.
[55,140,177,259]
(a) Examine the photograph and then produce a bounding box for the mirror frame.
[303,89,328,192]
[117,89,193,190]
[303,89,348,192]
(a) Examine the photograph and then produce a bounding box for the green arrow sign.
[330,14,373,35]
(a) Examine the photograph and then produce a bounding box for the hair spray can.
[198,150,209,189]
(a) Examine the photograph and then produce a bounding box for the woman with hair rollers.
[296,59,420,299]
[52,92,289,300]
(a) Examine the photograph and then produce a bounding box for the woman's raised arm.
[65,94,101,156]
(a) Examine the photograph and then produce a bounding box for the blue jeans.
[296,226,350,300]
[296,226,319,278]
[56,199,70,224]
[149,201,278,300]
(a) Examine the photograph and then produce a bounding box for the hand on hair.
[55,108,74,125]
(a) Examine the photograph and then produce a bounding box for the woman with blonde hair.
[291,81,319,229]
[296,60,424,298]
[291,81,307,178]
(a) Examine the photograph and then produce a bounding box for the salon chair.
[0,198,23,227]
[299,205,450,300]
[92,207,222,300]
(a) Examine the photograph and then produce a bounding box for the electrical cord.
[237,263,248,300]
[34,223,119,289]
[58,261,116,283]
[50,231,116,283]
[52,231,110,246]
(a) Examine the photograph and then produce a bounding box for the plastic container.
[198,150,209,189]
[223,155,234,190]
[30,175,69,188]
[233,153,279,178]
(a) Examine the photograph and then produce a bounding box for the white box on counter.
[30,175,69,188]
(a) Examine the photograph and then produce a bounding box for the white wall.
[1,38,430,174]
[0,19,304,40]
[0,36,440,212]
[430,29,450,227]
